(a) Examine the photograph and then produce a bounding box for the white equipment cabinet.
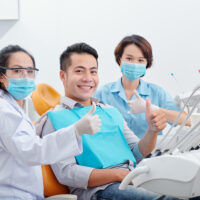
[0,0,19,20]
[120,151,200,199]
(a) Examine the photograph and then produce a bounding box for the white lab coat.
[0,90,82,200]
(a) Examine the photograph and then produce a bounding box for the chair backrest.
[42,165,69,197]
[32,83,70,197]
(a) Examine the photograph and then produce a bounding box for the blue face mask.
[7,78,36,100]
[121,62,146,81]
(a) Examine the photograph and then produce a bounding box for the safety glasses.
[0,66,39,79]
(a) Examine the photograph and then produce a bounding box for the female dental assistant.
[95,35,189,138]
[0,45,100,199]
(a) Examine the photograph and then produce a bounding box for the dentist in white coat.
[0,45,100,200]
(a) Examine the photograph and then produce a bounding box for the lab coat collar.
[0,89,32,128]
[0,89,22,112]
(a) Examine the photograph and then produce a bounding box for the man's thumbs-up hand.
[145,99,167,133]
[74,102,101,138]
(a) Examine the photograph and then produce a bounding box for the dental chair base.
[45,194,77,199]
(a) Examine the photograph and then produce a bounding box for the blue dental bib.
[48,106,136,168]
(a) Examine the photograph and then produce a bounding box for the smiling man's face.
[60,53,99,106]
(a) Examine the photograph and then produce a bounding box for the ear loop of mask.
[0,72,9,90]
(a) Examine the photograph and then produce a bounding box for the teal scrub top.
[94,78,180,138]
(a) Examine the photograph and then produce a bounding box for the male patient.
[42,43,178,200]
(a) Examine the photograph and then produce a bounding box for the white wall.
[0,0,200,96]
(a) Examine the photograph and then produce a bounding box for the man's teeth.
[79,86,92,89]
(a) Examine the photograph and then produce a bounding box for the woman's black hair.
[114,35,153,69]
[0,45,35,91]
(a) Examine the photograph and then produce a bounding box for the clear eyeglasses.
[0,66,39,79]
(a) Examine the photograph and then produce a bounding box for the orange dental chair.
[32,83,77,200]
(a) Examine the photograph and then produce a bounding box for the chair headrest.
[32,83,61,116]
